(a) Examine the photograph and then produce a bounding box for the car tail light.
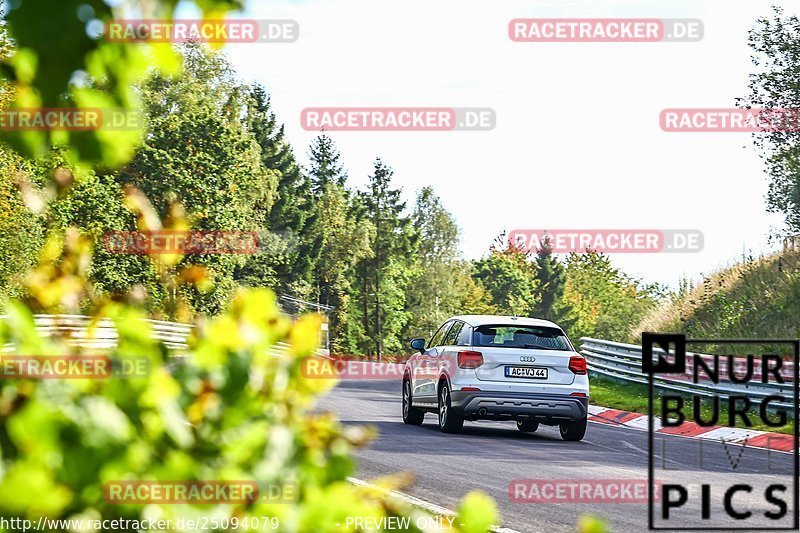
[569,355,587,374]
[461,387,482,392]
[570,392,587,397]
[457,350,484,369]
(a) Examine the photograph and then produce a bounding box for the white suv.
[401,315,590,441]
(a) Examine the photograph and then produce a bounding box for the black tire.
[402,379,425,425]
[560,417,587,441]
[438,382,464,434]
[516,419,539,433]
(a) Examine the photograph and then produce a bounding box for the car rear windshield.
[472,324,572,351]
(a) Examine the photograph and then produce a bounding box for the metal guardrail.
[580,337,794,411]
[0,314,320,357]
[1,314,193,352]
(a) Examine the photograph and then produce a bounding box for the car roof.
[448,315,562,329]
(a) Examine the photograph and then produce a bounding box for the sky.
[185,0,795,288]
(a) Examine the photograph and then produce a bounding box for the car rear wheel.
[559,417,587,441]
[402,379,425,425]
[516,419,539,433]
[438,382,463,434]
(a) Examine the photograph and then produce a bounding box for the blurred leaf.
[577,514,609,533]
[0,460,72,515]
[455,491,498,533]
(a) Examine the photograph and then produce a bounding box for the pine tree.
[355,159,416,357]
[308,133,347,196]
[238,84,321,295]
[306,134,373,352]
[533,235,575,327]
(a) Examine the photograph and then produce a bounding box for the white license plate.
[505,366,548,379]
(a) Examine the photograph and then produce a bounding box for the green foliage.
[0,149,43,308]
[0,3,508,531]
[244,85,320,297]
[452,265,499,317]
[455,492,498,533]
[402,187,497,340]
[308,133,348,195]
[44,168,163,310]
[0,20,42,309]
[637,251,800,342]
[562,251,660,343]
[120,44,273,228]
[742,7,800,232]
[472,234,539,317]
[405,187,463,338]
[532,237,575,327]
[0,282,501,530]
[0,0,241,168]
[311,182,374,353]
[352,159,416,355]
[577,514,609,533]
[117,44,277,316]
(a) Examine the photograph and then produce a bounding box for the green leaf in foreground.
[455,491,498,533]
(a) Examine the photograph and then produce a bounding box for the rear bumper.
[449,391,588,421]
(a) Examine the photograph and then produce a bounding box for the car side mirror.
[410,338,426,354]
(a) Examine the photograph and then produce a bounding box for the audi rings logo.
[519,356,536,362]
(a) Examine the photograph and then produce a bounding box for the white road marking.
[620,439,649,456]
[347,476,522,533]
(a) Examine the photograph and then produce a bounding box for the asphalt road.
[317,379,796,533]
